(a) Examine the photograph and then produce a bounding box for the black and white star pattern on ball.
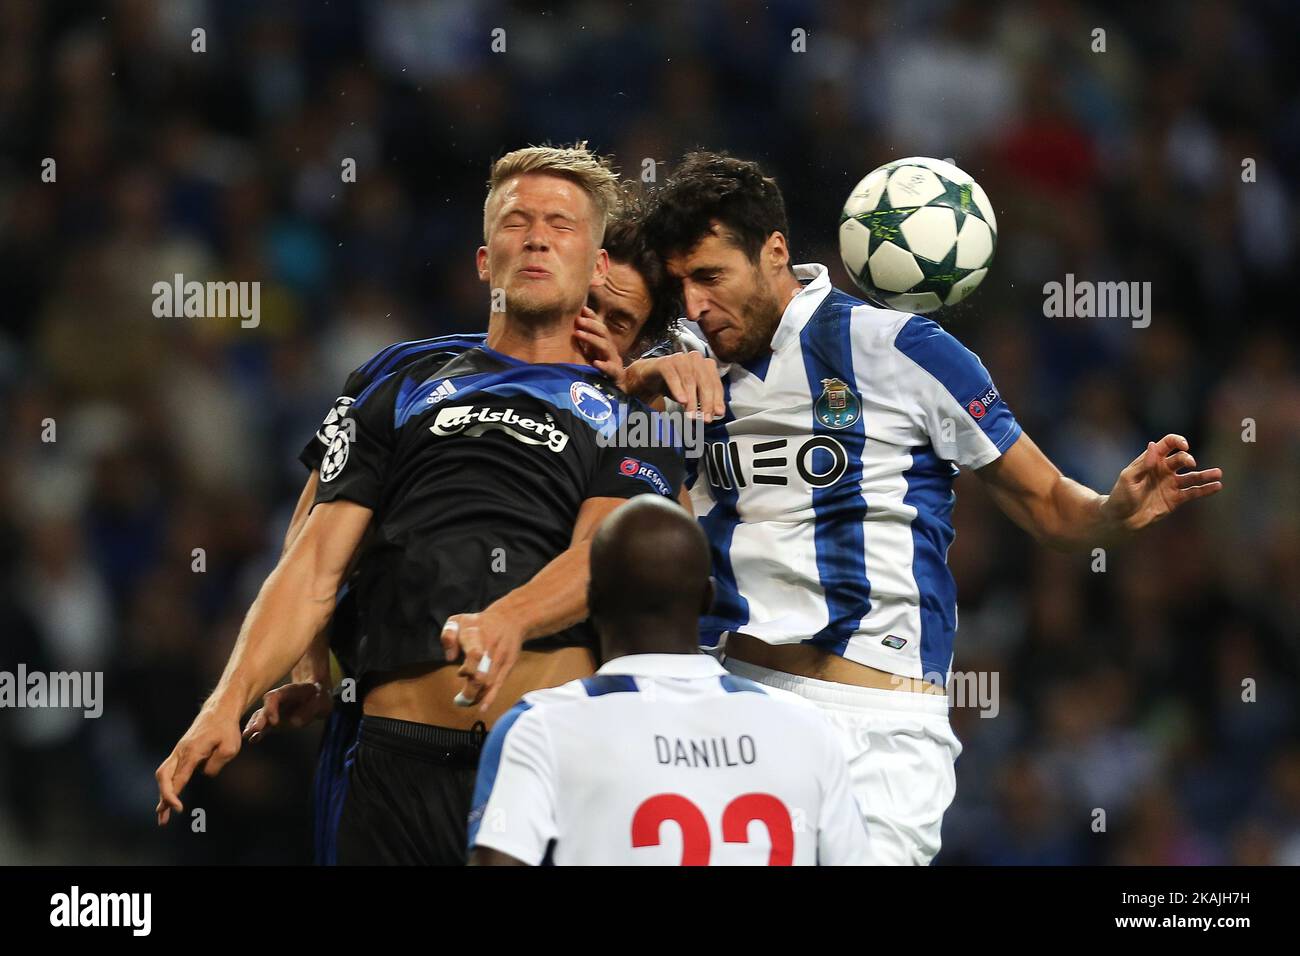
[319,430,350,483]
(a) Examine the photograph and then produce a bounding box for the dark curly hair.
[602,191,682,359]
[643,150,790,265]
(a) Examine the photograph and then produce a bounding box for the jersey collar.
[596,653,728,678]
[769,262,832,354]
[476,343,598,376]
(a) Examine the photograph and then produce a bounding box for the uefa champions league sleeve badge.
[814,378,861,429]
[319,429,350,482]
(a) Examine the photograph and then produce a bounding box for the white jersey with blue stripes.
[688,263,1021,683]
[467,653,871,866]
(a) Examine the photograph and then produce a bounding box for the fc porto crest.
[814,377,861,429]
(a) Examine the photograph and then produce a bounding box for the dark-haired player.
[619,150,1223,864]
[155,144,686,865]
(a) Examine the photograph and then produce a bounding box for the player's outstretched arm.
[154,499,372,824]
[977,431,1223,551]
[243,470,335,742]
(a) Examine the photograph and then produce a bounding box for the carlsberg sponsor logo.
[50,886,151,936]
[431,405,570,453]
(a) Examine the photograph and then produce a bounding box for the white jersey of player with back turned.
[467,653,871,865]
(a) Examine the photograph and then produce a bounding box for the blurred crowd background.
[0,0,1297,864]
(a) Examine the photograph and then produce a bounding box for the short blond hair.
[483,142,621,243]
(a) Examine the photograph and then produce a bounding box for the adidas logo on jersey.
[425,379,457,404]
[431,405,570,453]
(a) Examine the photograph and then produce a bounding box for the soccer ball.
[838,157,997,313]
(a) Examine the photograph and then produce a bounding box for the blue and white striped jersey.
[467,653,870,865]
[690,264,1021,683]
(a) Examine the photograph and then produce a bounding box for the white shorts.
[723,658,962,866]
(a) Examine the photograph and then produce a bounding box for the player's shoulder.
[886,310,974,357]
[519,671,819,711]
[351,332,488,389]
[494,674,642,734]
[802,284,920,352]
[516,672,641,711]
[718,676,842,753]
[813,292,984,379]
[353,336,488,405]
[883,309,993,392]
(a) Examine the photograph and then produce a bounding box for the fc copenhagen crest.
[814,378,861,429]
[570,381,613,423]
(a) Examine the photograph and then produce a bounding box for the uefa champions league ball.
[838,157,997,314]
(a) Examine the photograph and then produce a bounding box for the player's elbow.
[281,502,368,606]
[259,545,341,628]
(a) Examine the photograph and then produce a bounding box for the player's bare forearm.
[208,500,371,716]
[485,490,692,635]
[210,565,333,717]
[487,541,594,640]
[483,495,613,639]
[1033,474,1122,551]
[474,496,630,639]
[288,631,333,686]
[445,496,657,710]
[282,470,334,686]
[976,435,1105,550]
[978,431,1222,551]
[156,499,372,823]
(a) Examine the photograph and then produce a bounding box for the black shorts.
[336,716,487,866]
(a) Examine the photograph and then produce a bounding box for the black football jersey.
[299,334,490,678]
[311,342,686,691]
[300,333,490,472]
